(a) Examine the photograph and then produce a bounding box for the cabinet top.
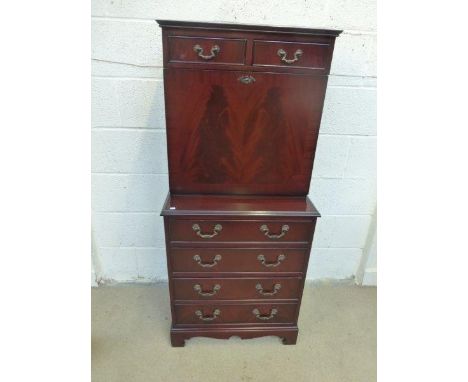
[156,19,342,37]
[161,193,320,217]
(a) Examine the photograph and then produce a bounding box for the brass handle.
[257,254,286,268]
[193,284,221,297]
[238,75,256,84]
[193,44,220,60]
[252,308,278,321]
[259,224,289,239]
[277,48,303,64]
[192,223,222,239]
[256,283,281,296]
[193,254,222,268]
[195,309,220,321]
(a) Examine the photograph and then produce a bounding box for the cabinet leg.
[170,333,186,347]
[282,331,298,345]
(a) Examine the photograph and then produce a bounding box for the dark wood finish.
[157,19,342,36]
[172,276,302,301]
[174,302,297,325]
[168,36,246,65]
[158,20,341,76]
[169,247,309,274]
[169,219,315,243]
[161,193,318,346]
[157,20,341,346]
[253,40,332,71]
[170,326,298,347]
[161,194,320,217]
[164,68,328,195]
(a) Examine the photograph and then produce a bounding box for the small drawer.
[170,248,308,273]
[253,40,332,71]
[172,277,302,301]
[168,36,246,65]
[169,220,314,243]
[174,303,297,325]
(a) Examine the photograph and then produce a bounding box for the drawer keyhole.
[238,75,256,84]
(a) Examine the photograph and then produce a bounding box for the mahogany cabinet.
[157,20,341,346]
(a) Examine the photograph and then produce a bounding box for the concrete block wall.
[91,0,377,283]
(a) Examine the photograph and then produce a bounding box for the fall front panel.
[164,68,328,195]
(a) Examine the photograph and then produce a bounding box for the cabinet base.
[170,326,298,347]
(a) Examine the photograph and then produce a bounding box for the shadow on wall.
[91,228,101,285]
[355,206,377,286]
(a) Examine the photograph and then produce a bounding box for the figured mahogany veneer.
[159,20,341,195]
[164,69,328,195]
[158,20,341,346]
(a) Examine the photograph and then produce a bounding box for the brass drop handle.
[195,309,220,321]
[257,254,286,267]
[256,283,281,296]
[238,75,256,84]
[194,284,221,297]
[260,224,289,239]
[252,308,278,321]
[192,223,222,239]
[193,44,220,60]
[193,254,222,268]
[277,48,303,64]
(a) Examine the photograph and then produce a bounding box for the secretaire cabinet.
[157,20,341,346]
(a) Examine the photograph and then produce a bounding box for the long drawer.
[169,219,314,243]
[170,247,308,273]
[174,302,297,325]
[172,277,302,301]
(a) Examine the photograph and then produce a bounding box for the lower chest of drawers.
[161,198,319,346]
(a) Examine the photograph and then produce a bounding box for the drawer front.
[169,220,314,243]
[253,40,331,71]
[170,248,308,273]
[172,277,302,301]
[168,36,246,65]
[174,303,297,325]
